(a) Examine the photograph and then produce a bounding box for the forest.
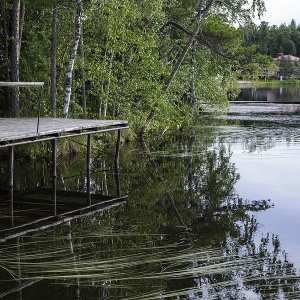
[0,0,297,138]
[243,19,300,79]
[246,19,300,58]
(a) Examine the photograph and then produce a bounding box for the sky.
[255,0,299,26]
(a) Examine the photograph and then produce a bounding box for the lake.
[235,84,300,103]
[1,97,300,299]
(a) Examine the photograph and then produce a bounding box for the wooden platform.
[0,82,129,243]
[0,117,128,232]
[0,118,129,147]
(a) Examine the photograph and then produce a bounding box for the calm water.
[235,85,300,102]
[1,103,300,299]
[225,103,300,269]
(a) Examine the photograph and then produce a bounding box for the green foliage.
[278,56,300,79]
[240,17,300,79]
[0,0,273,135]
[242,19,300,58]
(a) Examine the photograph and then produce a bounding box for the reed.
[1,227,299,300]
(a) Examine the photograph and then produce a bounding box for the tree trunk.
[1,0,9,110]
[104,50,114,117]
[78,34,87,118]
[51,7,57,118]
[62,0,83,118]
[11,0,20,117]
[1,0,9,66]
[140,0,216,136]
[98,49,114,118]
[19,2,25,52]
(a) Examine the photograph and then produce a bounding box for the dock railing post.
[37,85,44,133]
[0,82,44,132]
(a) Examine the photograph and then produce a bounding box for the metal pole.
[52,139,57,215]
[86,134,92,206]
[8,146,14,227]
[37,85,44,133]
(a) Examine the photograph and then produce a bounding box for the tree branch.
[140,0,217,136]
[165,20,233,60]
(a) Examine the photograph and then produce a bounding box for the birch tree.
[62,0,83,118]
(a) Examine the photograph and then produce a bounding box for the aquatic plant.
[0,224,299,300]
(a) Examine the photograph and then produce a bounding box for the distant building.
[274,53,300,79]
[274,53,300,62]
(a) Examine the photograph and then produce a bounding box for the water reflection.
[220,116,300,274]
[235,86,300,103]
[0,121,300,299]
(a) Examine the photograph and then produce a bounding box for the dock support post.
[8,146,14,227]
[87,134,92,206]
[52,139,57,215]
[115,129,121,168]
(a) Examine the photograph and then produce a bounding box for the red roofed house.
[274,53,300,62]
[274,53,300,79]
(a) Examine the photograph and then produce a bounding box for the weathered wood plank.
[0,118,128,146]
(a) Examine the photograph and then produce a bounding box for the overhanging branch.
[165,20,233,60]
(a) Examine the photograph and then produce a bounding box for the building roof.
[274,53,300,61]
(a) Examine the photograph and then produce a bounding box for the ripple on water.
[226,103,300,125]
[229,102,300,114]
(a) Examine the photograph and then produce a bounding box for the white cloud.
[256,0,299,26]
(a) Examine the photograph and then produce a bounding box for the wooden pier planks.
[0,118,129,147]
[0,117,129,237]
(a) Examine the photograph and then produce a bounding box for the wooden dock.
[0,117,129,232]
[0,117,128,146]
[0,81,129,235]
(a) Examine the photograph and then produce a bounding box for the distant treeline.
[244,19,300,57]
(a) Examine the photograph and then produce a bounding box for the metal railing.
[0,81,44,132]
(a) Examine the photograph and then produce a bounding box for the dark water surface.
[1,104,300,299]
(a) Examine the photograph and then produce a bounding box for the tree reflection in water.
[0,124,299,299]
